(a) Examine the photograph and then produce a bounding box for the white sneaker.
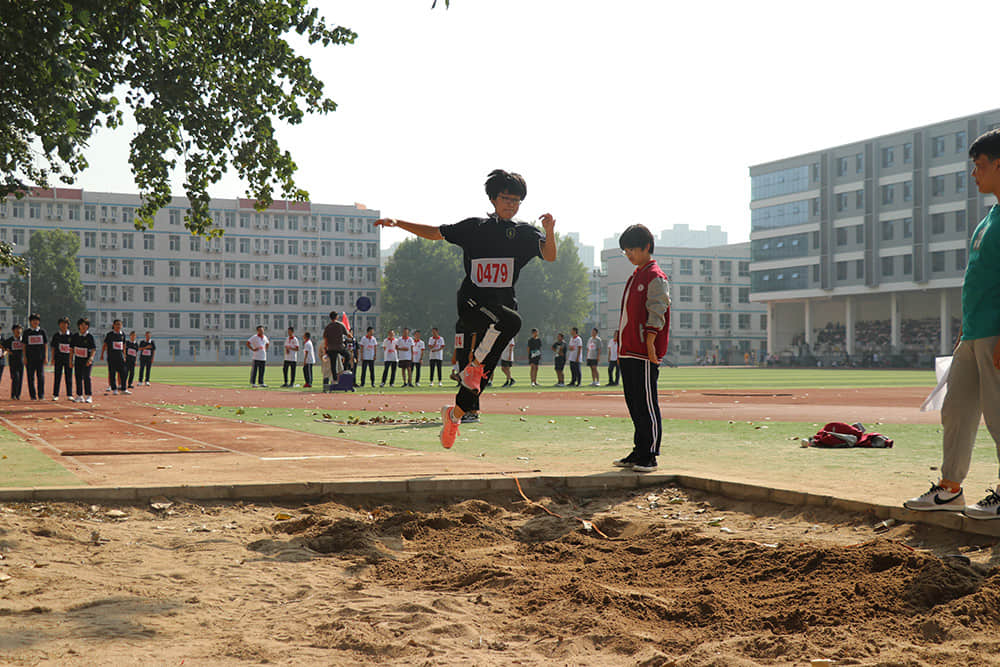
[964,488,1000,520]
[85,396,93,403]
[123,389,132,395]
[112,389,119,395]
[145,381,150,386]
[903,483,965,511]
[68,396,78,403]
[52,396,59,401]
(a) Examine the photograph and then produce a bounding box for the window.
[837,156,848,177]
[288,240,298,256]
[239,238,250,254]
[855,259,864,279]
[143,286,155,302]
[738,261,750,277]
[812,231,820,249]
[956,131,967,153]
[224,262,235,279]
[143,312,155,329]
[334,242,345,257]
[856,224,864,244]
[189,287,200,303]
[143,260,155,276]
[836,227,847,246]
[956,210,967,232]
[956,171,967,193]
[168,287,180,303]
[738,287,750,304]
[932,175,945,196]
[122,260,134,276]
[837,193,848,212]
[169,261,180,277]
[288,215,299,231]
[679,286,693,302]
[699,285,712,303]
[760,314,767,331]
[932,136,946,158]
[121,232,134,249]
[903,180,912,201]
[239,314,250,330]
[678,259,692,275]
[83,231,96,248]
[273,290,284,306]
[881,256,894,277]
[903,217,913,238]
[272,239,284,255]
[288,290,298,306]
[334,266,344,281]
[903,142,913,163]
[699,313,712,329]
[168,313,180,329]
[881,184,894,205]
[239,213,250,228]
[738,314,751,330]
[855,190,864,209]
[239,263,250,279]
[679,313,693,329]
[931,213,945,234]
[903,254,913,275]
[956,248,967,271]
[334,290,344,306]
[812,198,820,216]
[856,152,864,173]
[239,289,250,304]
[836,261,847,280]
[881,146,894,168]
[881,220,894,241]
[931,251,946,272]
[719,286,732,303]
[189,262,201,278]
[288,266,298,280]
[143,234,155,250]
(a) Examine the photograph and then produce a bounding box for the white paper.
[920,355,952,412]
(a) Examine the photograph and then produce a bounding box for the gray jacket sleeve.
[645,276,671,332]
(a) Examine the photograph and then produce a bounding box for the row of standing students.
[0,314,156,402]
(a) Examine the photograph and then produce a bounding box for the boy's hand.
[993,338,1000,369]
[646,333,659,365]
[374,218,397,228]
[539,213,555,232]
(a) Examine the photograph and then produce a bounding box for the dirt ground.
[2,483,999,666]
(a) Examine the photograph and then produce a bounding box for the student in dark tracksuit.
[101,319,129,394]
[4,324,24,400]
[125,331,139,389]
[24,313,47,400]
[138,331,155,385]
[50,317,74,401]
[71,318,96,403]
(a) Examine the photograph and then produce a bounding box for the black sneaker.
[632,457,657,473]
[461,411,480,424]
[612,451,638,467]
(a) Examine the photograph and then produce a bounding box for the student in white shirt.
[500,337,516,387]
[246,325,270,387]
[380,330,398,387]
[586,328,602,386]
[411,330,426,386]
[568,327,584,387]
[302,332,316,388]
[396,327,414,387]
[427,327,446,386]
[282,327,300,387]
[607,329,620,386]
[358,326,379,387]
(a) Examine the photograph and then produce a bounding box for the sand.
[2,484,999,665]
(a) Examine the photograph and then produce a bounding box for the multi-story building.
[0,188,381,363]
[600,242,766,365]
[603,224,727,251]
[749,108,1000,365]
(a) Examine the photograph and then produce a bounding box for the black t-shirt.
[4,335,24,366]
[24,327,47,365]
[551,340,567,360]
[71,332,96,362]
[139,340,156,359]
[51,331,73,361]
[527,337,542,360]
[440,215,544,308]
[125,340,139,363]
[104,330,127,363]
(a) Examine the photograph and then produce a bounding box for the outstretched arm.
[375,218,444,241]
[539,213,557,262]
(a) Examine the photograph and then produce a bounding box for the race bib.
[127,348,137,357]
[28,335,43,345]
[471,258,514,288]
[454,333,464,348]
[141,349,152,356]
[113,341,124,350]
[12,341,23,350]
[59,343,71,354]
[74,347,88,358]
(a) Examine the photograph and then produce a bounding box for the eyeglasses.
[496,195,522,205]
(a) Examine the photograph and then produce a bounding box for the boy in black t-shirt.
[4,324,25,399]
[376,170,558,448]
[527,328,543,386]
[100,319,129,395]
[50,316,74,401]
[138,331,156,385]
[551,332,567,387]
[24,313,47,400]
[125,331,140,389]
[70,318,96,403]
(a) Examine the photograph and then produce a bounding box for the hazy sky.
[73,0,994,254]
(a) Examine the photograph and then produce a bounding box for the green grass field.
[147,364,937,391]
[0,424,83,488]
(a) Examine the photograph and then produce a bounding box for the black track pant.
[125,360,136,387]
[569,361,582,386]
[414,362,422,384]
[139,357,153,383]
[53,358,73,397]
[381,361,397,385]
[359,359,375,386]
[250,360,266,385]
[429,359,442,383]
[108,360,126,391]
[607,360,619,385]
[26,362,44,399]
[454,298,521,413]
[9,364,22,399]
[74,359,92,397]
[302,363,313,386]
[283,361,297,385]
[620,357,662,458]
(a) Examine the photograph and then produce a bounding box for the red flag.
[339,312,351,335]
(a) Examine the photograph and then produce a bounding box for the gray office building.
[749,109,1000,364]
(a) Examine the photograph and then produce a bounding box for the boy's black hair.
[329,311,338,321]
[571,327,578,334]
[112,319,121,325]
[129,331,136,336]
[12,323,21,330]
[619,224,655,253]
[303,332,310,339]
[969,129,1000,161]
[287,326,294,332]
[592,328,599,334]
[485,169,527,200]
[256,324,263,330]
[28,313,40,321]
[58,316,69,325]
[531,328,538,333]
[77,318,89,327]
[366,326,373,333]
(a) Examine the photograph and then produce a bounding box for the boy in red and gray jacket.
[613,224,670,472]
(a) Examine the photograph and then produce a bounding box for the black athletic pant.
[454,298,521,413]
[108,360,126,391]
[381,361,397,385]
[250,360,266,385]
[125,360,136,387]
[283,361,297,386]
[607,360,619,385]
[620,357,661,459]
[413,362,422,384]
[303,363,313,386]
[26,362,44,399]
[359,359,375,386]
[53,358,73,397]
[73,359,92,397]
[429,359,442,383]
[569,361,582,386]
[9,364,22,399]
[139,357,152,383]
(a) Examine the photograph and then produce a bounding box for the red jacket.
[618,260,670,361]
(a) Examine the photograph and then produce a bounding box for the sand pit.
[2,485,999,665]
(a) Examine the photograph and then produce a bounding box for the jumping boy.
[612,224,670,472]
[50,317,73,400]
[376,169,557,448]
[904,128,1000,519]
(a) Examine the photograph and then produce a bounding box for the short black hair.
[112,319,121,325]
[366,326,373,333]
[485,169,527,200]
[129,330,135,335]
[29,313,39,322]
[969,129,1000,161]
[303,332,310,339]
[287,326,294,332]
[531,328,538,333]
[77,318,89,327]
[58,316,69,325]
[619,224,655,254]
[12,323,21,331]
[329,311,338,321]
[571,327,578,334]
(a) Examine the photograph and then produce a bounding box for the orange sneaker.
[459,363,485,392]
[440,405,460,449]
